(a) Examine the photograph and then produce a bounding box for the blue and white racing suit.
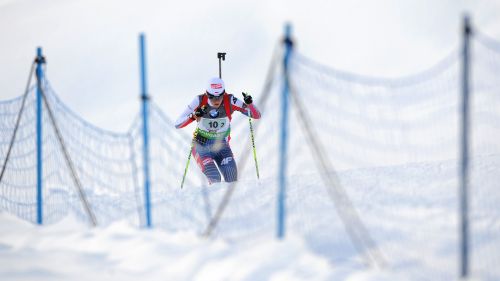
[175,93,261,184]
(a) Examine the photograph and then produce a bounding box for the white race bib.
[199,117,229,132]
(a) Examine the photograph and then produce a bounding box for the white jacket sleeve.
[174,96,200,129]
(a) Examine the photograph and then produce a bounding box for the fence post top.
[283,23,294,48]
[463,14,472,35]
[285,23,292,37]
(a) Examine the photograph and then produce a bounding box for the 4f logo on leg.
[221,157,233,166]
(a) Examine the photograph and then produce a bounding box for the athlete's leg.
[192,143,221,184]
[214,142,237,182]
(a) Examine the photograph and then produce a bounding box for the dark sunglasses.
[207,91,224,100]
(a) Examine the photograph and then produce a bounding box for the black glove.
[242,92,253,104]
[190,105,207,119]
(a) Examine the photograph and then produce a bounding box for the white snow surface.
[1,155,499,281]
[0,212,338,281]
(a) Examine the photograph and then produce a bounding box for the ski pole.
[247,108,260,179]
[181,129,199,189]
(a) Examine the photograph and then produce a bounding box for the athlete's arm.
[174,97,200,128]
[230,95,261,119]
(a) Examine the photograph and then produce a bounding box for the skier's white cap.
[206,77,225,96]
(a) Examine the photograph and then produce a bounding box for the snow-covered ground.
[0,212,338,281]
[1,155,499,281]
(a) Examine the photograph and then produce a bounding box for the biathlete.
[175,77,261,184]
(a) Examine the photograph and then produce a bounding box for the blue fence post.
[277,24,293,239]
[35,47,45,225]
[139,33,152,228]
[459,15,471,278]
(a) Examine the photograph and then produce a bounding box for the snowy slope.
[0,212,337,281]
[1,155,499,281]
